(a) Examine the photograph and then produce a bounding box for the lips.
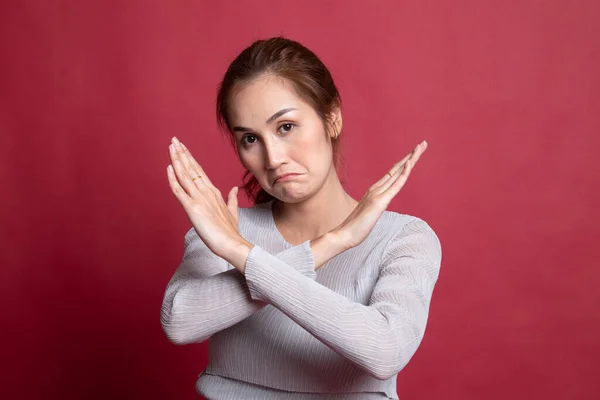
[273,173,300,184]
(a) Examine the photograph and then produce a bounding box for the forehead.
[229,76,311,124]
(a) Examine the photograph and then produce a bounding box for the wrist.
[310,230,351,270]
[325,229,352,253]
[221,235,254,274]
[331,228,354,251]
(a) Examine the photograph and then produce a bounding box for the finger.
[371,142,422,190]
[170,143,201,198]
[166,164,192,206]
[375,158,409,195]
[178,141,216,188]
[387,151,413,180]
[395,140,426,174]
[371,153,411,189]
[379,141,426,195]
[227,186,239,225]
[171,140,204,186]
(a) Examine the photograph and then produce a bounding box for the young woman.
[161,37,442,399]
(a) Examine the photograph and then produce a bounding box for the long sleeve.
[243,218,442,380]
[160,228,316,345]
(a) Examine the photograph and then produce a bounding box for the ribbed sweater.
[160,200,442,399]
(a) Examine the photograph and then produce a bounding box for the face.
[228,75,340,203]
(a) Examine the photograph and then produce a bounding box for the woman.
[161,37,442,399]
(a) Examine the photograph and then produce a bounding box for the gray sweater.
[161,200,442,399]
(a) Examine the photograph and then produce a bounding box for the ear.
[329,105,343,139]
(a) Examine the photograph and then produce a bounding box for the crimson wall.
[1,1,598,398]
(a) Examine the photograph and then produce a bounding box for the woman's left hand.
[333,141,427,250]
[166,137,243,259]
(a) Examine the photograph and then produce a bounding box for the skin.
[166,74,427,273]
[228,75,356,245]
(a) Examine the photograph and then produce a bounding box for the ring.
[386,172,393,177]
[191,175,202,181]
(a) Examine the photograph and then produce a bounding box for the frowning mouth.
[273,173,301,184]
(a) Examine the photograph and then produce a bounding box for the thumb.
[227,186,239,225]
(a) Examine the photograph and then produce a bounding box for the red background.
[1,1,599,399]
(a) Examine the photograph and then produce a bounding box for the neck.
[272,167,358,243]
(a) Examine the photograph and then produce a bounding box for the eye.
[278,123,295,134]
[241,134,258,146]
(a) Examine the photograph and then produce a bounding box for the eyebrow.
[232,107,298,133]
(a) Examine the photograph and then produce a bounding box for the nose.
[264,138,287,170]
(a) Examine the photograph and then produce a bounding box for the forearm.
[309,230,350,270]
[160,269,267,345]
[162,236,320,345]
[241,220,441,380]
[242,244,427,380]
[224,230,349,273]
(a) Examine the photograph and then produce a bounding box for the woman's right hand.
[334,140,428,249]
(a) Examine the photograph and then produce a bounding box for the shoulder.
[236,201,274,238]
[377,210,442,264]
[238,201,271,220]
[378,210,440,239]
[237,201,271,227]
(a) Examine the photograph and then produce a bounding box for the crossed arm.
[160,228,318,344]
[160,218,441,380]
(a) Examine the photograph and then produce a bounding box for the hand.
[334,140,428,249]
[166,137,245,258]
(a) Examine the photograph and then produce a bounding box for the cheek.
[242,156,259,173]
[239,149,267,178]
[302,132,333,171]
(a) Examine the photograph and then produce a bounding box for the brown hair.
[216,36,343,204]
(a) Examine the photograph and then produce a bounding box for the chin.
[269,186,314,204]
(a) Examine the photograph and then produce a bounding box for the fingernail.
[172,137,180,144]
[169,144,175,153]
